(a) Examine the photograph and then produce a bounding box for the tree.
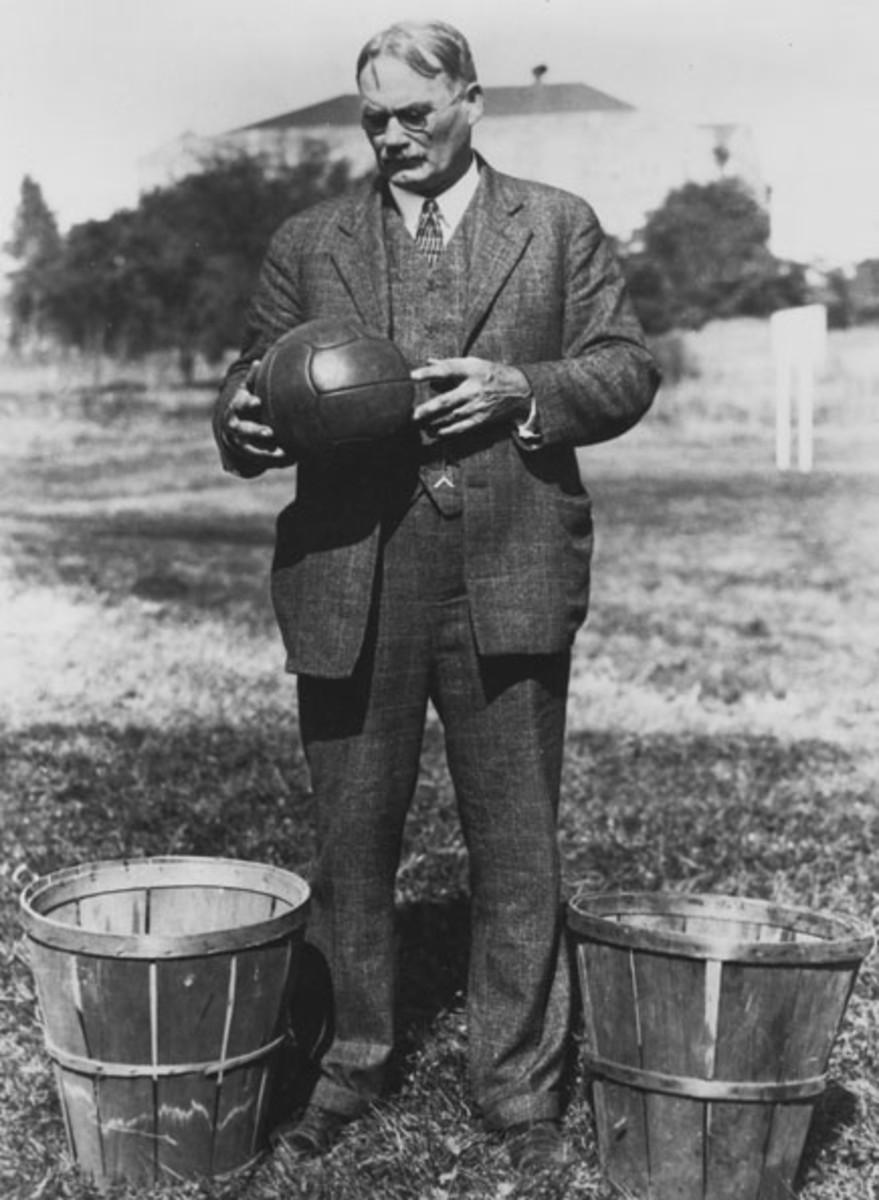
[132,143,356,379]
[10,142,359,380]
[623,179,807,332]
[4,176,62,350]
[40,210,165,365]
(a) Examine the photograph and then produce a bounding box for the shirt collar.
[389,156,481,243]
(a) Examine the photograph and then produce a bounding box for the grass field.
[1,319,878,1199]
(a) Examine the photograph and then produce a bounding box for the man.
[214,19,659,1175]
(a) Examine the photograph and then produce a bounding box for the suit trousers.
[297,486,572,1129]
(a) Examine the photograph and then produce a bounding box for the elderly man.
[214,19,658,1174]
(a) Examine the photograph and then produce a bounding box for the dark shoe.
[504,1119,570,1173]
[270,1105,352,1160]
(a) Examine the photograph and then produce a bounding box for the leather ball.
[254,318,415,456]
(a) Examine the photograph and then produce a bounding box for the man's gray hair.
[356,20,478,87]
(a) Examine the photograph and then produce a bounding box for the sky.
[2,0,878,265]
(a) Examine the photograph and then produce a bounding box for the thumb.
[245,359,262,391]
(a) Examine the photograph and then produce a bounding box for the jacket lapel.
[326,165,532,348]
[328,182,392,335]
[462,165,533,352]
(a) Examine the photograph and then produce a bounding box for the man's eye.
[399,108,430,123]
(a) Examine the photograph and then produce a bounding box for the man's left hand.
[411,357,532,439]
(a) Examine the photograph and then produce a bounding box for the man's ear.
[464,84,484,127]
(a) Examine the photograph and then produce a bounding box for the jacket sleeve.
[518,202,660,448]
[212,219,306,477]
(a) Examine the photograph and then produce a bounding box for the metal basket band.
[583,1050,826,1103]
[44,1032,287,1079]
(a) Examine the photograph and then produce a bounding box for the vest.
[383,198,479,515]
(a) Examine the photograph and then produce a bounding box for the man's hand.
[411,357,533,439]
[220,363,293,467]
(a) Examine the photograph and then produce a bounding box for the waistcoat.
[384,198,478,514]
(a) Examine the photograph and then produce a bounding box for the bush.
[646,332,699,385]
[622,179,808,334]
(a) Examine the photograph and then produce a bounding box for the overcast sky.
[2,0,878,263]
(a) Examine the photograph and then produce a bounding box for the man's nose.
[381,115,411,147]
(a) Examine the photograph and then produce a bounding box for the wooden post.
[770,305,827,473]
[774,354,792,471]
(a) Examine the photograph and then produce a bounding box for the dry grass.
[1,319,878,1199]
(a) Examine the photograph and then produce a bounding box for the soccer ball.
[254,317,415,456]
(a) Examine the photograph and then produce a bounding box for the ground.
[0,319,877,1199]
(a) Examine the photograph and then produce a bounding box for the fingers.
[412,357,494,437]
[239,442,290,462]
[413,384,472,430]
[227,389,274,439]
[412,357,475,426]
[223,373,290,462]
[410,356,473,383]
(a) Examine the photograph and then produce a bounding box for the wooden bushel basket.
[19,856,310,1189]
[567,891,873,1200]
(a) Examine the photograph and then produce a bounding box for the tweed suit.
[215,160,659,1128]
[216,161,659,676]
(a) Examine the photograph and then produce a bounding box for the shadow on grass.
[796,1082,861,1186]
[0,719,318,877]
[559,728,876,897]
[267,894,473,1127]
[393,894,471,1068]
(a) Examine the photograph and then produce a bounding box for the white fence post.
[769,305,827,473]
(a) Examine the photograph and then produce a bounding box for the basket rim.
[566,889,875,964]
[19,855,311,959]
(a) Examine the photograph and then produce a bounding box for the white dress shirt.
[388,156,481,244]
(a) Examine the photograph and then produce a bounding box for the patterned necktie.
[415,198,443,267]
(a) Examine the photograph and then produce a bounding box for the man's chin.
[381,161,428,188]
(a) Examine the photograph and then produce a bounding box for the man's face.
[358,54,482,196]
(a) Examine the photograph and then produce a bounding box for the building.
[138,72,765,242]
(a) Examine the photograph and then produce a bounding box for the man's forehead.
[358,54,452,101]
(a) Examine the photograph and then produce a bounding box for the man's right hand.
[220,366,294,468]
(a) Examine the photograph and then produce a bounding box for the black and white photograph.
[1,2,877,1198]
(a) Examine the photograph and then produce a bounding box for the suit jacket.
[215,161,660,677]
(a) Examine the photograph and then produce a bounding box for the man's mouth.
[381,155,425,172]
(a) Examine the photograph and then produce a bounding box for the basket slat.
[78,889,149,936]
[28,942,89,1060]
[635,951,712,1199]
[704,1100,775,1198]
[57,1071,104,1180]
[226,943,295,1056]
[577,941,651,1196]
[156,1073,217,1178]
[78,955,152,1064]
[148,885,276,936]
[99,1074,157,1185]
[758,1104,816,1199]
[777,965,858,1081]
[212,1065,266,1174]
[156,955,231,1063]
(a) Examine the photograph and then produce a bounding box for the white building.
[139,74,765,242]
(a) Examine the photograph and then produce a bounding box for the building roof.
[236,82,632,133]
